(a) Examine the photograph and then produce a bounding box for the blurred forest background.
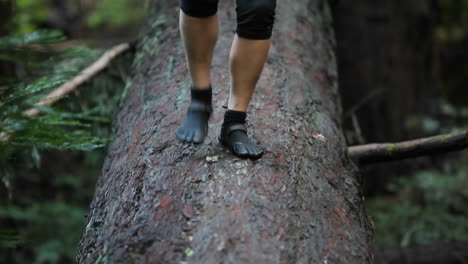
[0,0,467,263]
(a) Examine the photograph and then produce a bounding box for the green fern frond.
[0,30,110,153]
[0,29,66,49]
[0,229,21,248]
[0,75,69,109]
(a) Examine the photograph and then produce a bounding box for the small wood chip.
[183,204,194,219]
[206,155,219,163]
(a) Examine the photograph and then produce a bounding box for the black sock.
[191,85,212,104]
[222,109,246,127]
[219,109,263,159]
[175,85,212,144]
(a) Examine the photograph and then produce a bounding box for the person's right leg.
[176,0,219,143]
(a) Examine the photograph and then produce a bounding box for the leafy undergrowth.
[367,161,468,247]
[0,29,131,263]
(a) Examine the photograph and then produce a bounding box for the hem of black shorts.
[236,29,273,40]
[180,7,218,18]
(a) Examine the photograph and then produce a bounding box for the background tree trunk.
[0,0,14,78]
[332,0,440,144]
[78,0,373,263]
[331,0,443,195]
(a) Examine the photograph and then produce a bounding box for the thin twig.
[344,87,385,118]
[351,112,366,144]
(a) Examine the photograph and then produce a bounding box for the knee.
[236,0,277,40]
[181,0,219,18]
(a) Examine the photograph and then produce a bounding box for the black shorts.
[180,0,277,40]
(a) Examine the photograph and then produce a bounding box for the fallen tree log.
[78,1,373,263]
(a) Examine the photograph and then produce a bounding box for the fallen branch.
[348,130,468,165]
[23,43,130,117]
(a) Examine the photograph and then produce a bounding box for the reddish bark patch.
[286,30,296,37]
[329,207,350,229]
[314,68,327,89]
[127,121,142,159]
[257,109,271,118]
[323,231,349,264]
[160,195,171,208]
[277,226,286,237]
[269,169,280,185]
[274,153,285,165]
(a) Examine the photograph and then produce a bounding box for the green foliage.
[0,29,68,68]
[1,0,136,262]
[0,28,130,263]
[86,0,147,28]
[367,164,468,246]
[13,0,147,34]
[14,0,50,34]
[0,29,66,47]
[0,229,21,248]
[0,202,87,264]
[437,0,468,41]
[0,29,108,152]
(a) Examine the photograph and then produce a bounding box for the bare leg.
[219,34,271,159]
[179,10,218,90]
[228,34,271,111]
[176,11,218,144]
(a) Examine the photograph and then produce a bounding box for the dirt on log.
[78,1,373,263]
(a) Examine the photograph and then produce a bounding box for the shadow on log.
[78,1,373,263]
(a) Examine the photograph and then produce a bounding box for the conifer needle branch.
[1,43,130,143]
[23,43,130,117]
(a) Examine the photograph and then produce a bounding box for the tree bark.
[78,1,373,263]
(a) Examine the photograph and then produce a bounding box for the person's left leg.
[219,0,276,159]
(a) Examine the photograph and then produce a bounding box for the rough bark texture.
[78,1,373,263]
